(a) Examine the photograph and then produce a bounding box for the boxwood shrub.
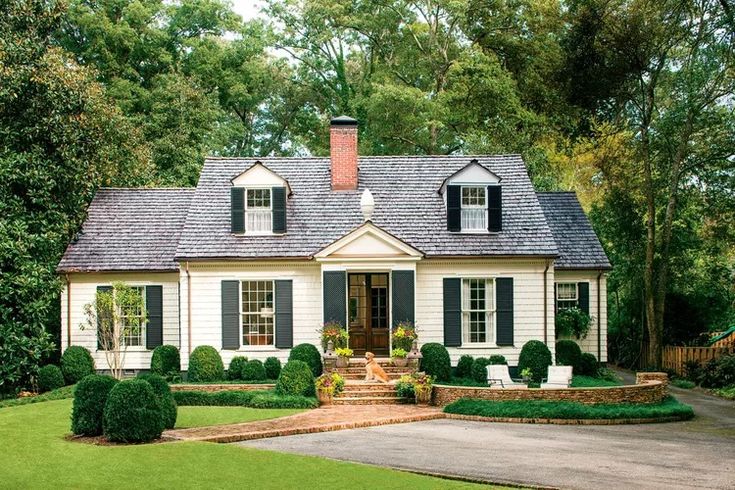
[137,373,177,430]
[276,360,315,397]
[455,355,474,379]
[242,360,267,381]
[556,340,583,372]
[471,357,491,383]
[578,353,599,376]
[71,374,118,436]
[288,344,322,377]
[103,379,163,443]
[227,356,249,380]
[264,357,281,380]
[37,365,65,393]
[172,389,317,409]
[420,343,451,381]
[188,345,224,382]
[150,345,181,380]
[517,340,552,383]
[489,355,507,365]
[60,346,95,385]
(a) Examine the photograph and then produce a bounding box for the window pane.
[557,283,577,300]
[121,286,145,347]
[241,281,274,346]
[462,279,491,344]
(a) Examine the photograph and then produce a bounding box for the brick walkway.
[164,405,444,443]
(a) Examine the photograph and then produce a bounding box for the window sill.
[456,344,501,349]
[238,346,279,352]
[450,230,500,235]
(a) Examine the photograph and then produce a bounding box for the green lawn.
[175,406,303,429]
[0,400,494,489]
[0,385,75,408]
[570,375,622,387]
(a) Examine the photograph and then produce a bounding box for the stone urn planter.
[392,357,408,368]
[335,356,349,368]
[317,389,333,406]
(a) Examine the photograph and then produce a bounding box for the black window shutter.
[221,280,240,350]
[447,185,461,232]
[275,280,293,348]
[443,278,462,347]
[391,270,415,326]
[96,286,113,351]
[272,187,287,234]
[323,271,346,326]
[231,187,245,234]
[496,278,514,346]
[145,285,163,350]
[487,185,502,232]
[578,282,590,315]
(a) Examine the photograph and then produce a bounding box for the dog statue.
[364,352,390,383]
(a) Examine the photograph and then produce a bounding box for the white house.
[58,116,611,374]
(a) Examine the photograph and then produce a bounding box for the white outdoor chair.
[540,365,573,389]
[486,364,526,389]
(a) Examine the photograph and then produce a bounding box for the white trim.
[231,161,291,194]
[239,279,276,348]
[315,222,424,260]
[244,188,273,235]
[460,277,497,346]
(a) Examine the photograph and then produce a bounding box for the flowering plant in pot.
[520,368,533,383]
[318,322,348,352]
[391,322,418,351]
[315,372,345,405]
[391,348,408,367]
[412,372,434,405]
[334,347,353,368]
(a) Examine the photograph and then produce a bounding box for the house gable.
[231,161,291,194]
[439,159,501,195]
[314,222,423,261]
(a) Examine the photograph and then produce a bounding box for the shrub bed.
[420,343,451,381]
[264,357,281,379]
[60,346,95,385]
[455,355,474,379]
[242,360,267,381]
[150,345,181,380]
[276,360,315,397]
[444,396,694,421]
[188,346,224,382]
[172,389,318,409]
[71,374,118,436]
[578,353,599,376]
[288,344,322,377]
[228,356,249,380]
[37,365,65,393]
[471,358,491,383]
[138,374,177,430]
[103,379,163,443]
[517,340,552,383]
[555,340,582,372]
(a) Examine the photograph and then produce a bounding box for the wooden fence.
[661,345,734,376]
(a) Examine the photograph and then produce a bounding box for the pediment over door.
[314,222,423,261]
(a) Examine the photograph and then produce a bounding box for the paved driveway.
[240,374,735,489]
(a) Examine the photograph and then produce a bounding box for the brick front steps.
[331,359,415,404]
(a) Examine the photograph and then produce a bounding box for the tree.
[81,283,147,379]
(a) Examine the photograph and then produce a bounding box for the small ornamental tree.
[81,282,146,379]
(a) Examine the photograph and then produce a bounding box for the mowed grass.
[175,406,303,429]
[570,375,622,388]
[0,400,495,489]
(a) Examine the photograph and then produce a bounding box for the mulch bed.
[64,433,176,446]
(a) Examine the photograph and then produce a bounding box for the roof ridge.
[204,154,523,161]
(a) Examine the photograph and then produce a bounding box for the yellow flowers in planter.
[315,373,345,396]
[334,348,353,358]
[392,322,418,351]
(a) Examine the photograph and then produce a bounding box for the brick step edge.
[333,397,410,405]
[334,368,415,374]
[335,391,398,398]
[339,373,406,380]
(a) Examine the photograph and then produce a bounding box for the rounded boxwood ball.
[150,345,181,378]
[471,357,491,383]
[187,345,224,382]
[578,353,599,376]
[556,340,583,372]
[227,356,249,380]
[455,355,474,379]
[275,360,315,397]
[517,340,552,383]
[103,379,164,443]
[60,346,95,384]
[264,357,281,380]
[71,374,118,436]
[420,343,451,381]
[288,344,322,377]
[242,360,266,381]
[137,373,177,430]
[37,365,65,393]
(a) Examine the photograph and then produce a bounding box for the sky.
[230,0,265,20]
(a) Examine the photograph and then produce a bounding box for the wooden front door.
[348,273,390,356]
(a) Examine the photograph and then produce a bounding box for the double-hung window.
[246,188,272,233]
[120,286,145,347]
[241,280,275,346]
[556,282,578,310]
[461,278,495,344]
[461,186,487,231]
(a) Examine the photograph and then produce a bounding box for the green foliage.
[712,386,735,400]
[275,360,315,397]
[395,375,416,400]
[0,384,75,408]
[570,375,621,388]
[419,343,451,382]
[137,374,177,430]
[471,358,491,383]
[71,374,118,436]
[37,365,65,393]
[517,341,552,383]
[555,340,583,372]
[150,345,181,380]
[319,322,348,351]
[671,379,695,389]
[489,355,507,365]
[555,308,592,340]
[455,355,474,379]
[241,360,267,381]
[264,357,282,380]
[577,353,599,377]
[0,322,55,396]
[443,396,694,421]
[698,355,735,389]
[60,347,95,385]
[288,344,322,377]
[227,356,249,380]
[187,346,225,382]
[172,389,317,409]
[103,379,163,443]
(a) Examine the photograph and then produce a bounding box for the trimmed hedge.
[517,340,552,383]
[150,345,181,379]
[37,365,65,393]
[188,346,224,382]
[172,389,318,409]
[60,346,95,385]
[578,353,599,376]
[228,356,249,380]
[471,357,491,383]
[420,343,451,382]
[455,355,474,379]
[275,360,315,397]
[137,374,177,430]
[103,379,163,443]
[264,357,281,380]
[288,344,322,377]
[71,374,118,436]
[242,360,267,381]
[489,355,507,365]
[556,340,582,372]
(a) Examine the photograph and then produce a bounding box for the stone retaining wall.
[170,384,275,393]
[432,375,668,406]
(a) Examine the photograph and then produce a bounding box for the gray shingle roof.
[176,155,559,260]
[58,188,195,272]
[536,192,611,270]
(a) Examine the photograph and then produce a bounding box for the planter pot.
[317,390,333,406]
[392,357,408,367]
[415,389,432,405]
[336,357,349,368]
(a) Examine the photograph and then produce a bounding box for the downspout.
[597,271,603,361]
[65,274,71,348]
[543,260,551,345]
[186,261,192,355]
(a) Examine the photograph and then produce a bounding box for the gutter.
[65,273,71,348]
[597,270,603,361]
[186,261,192,356]
[543,260,551,345]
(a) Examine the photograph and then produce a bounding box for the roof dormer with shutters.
[439,159,502,234]
[230,162,290,235]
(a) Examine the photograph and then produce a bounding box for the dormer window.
[246,188,272,233]
[441,159,502,234]
[461,186,487,231]
[230,162,289,235]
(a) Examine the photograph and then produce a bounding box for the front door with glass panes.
[348,273,389,356]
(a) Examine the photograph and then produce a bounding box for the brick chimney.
[330,116,358,191]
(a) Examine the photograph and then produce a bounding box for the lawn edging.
[172,389,318,409]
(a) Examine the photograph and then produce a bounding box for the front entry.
[348,273,389,356]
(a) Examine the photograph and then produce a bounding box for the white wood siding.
[60,272,180,371]
[554,270,608,363]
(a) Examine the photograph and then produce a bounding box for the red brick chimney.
[330,116,358,191]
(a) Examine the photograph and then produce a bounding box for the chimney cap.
[330,115,358,126]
